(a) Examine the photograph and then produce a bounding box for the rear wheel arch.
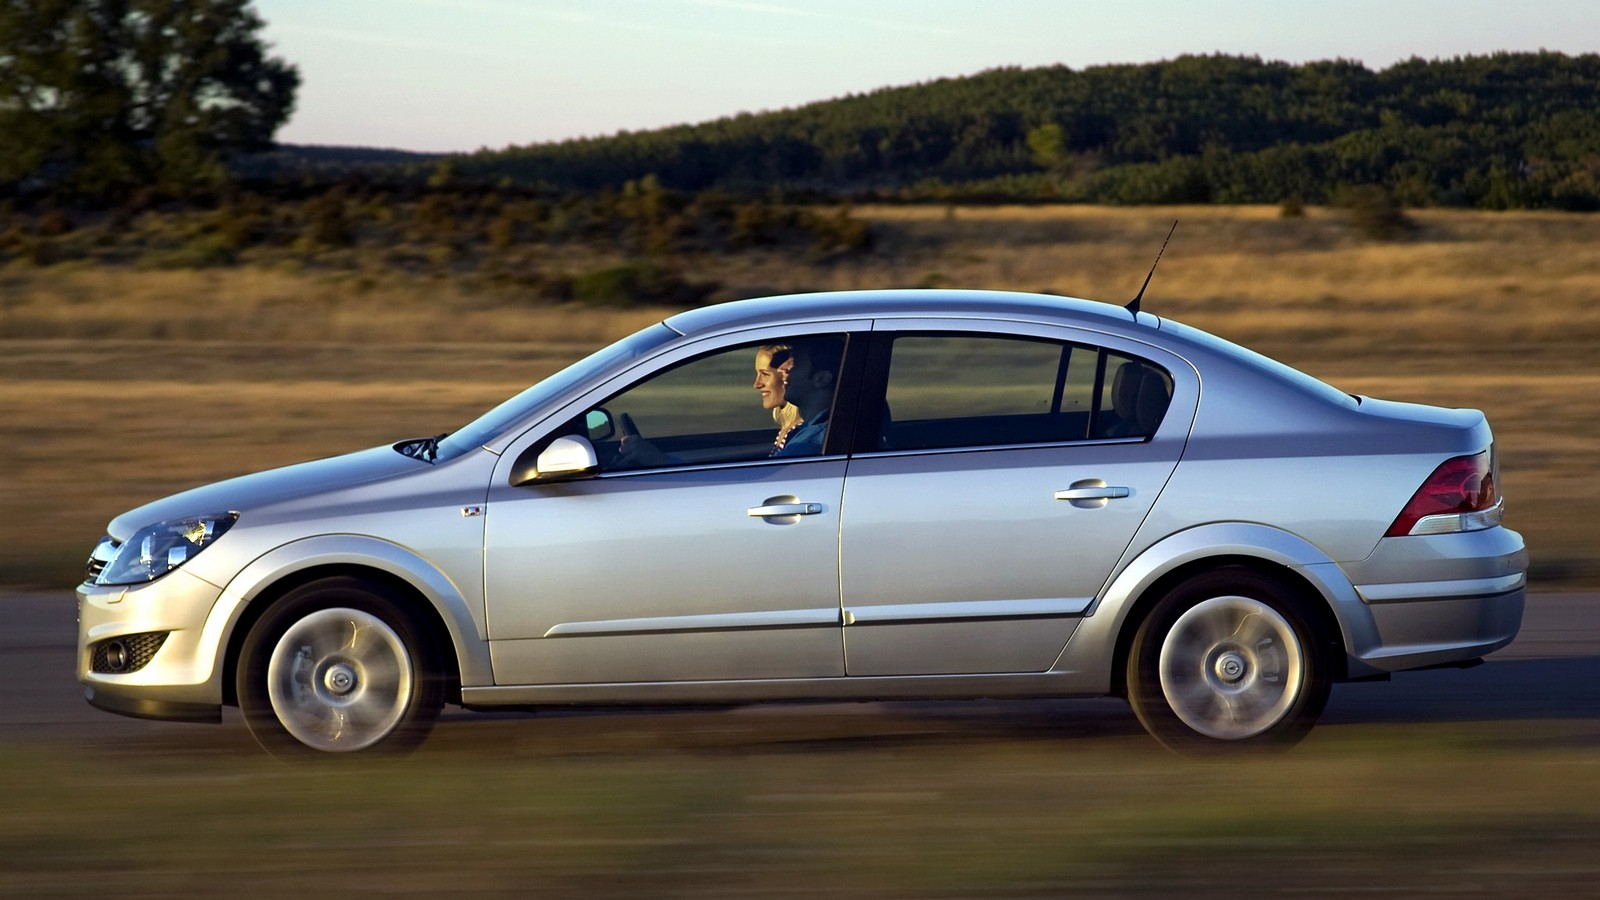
[1109,556,1346,698]
[222,564,462,708]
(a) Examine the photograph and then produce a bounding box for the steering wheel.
[611,412,672,468]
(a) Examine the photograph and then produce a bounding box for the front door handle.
[1054,486,1130,501]
[747,500,825,517]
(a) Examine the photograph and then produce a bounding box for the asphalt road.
[3,590,1595,751]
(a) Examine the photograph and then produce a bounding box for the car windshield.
[431,324,678,461]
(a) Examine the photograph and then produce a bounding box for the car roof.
[663,289,1157,337]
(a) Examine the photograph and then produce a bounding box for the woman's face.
[753,350,792,411]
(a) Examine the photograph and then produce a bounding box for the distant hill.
[450,52,1600,209]
[234,144,443,182]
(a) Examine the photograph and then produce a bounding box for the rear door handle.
[747,501,825,517]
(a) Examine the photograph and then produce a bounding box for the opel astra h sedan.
[76,290,1527,756]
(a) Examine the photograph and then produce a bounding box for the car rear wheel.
[1127,568,1330,753]
[237,577,443,758]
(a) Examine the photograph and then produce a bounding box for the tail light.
[1385,449,1501,537]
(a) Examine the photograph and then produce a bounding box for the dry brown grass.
[0,266,667,344]
[848,205,1600,362]
[3,204,1596,586]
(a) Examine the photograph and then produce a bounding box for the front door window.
[591,334,848,470]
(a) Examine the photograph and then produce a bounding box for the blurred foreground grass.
[4,716,1599,897]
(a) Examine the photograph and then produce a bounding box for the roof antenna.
[1126,220,1178,316]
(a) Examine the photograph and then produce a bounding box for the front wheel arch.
[223,564,461,708]
[235,574,448,757]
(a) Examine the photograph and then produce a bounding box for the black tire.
[237,577,444,758]
[1127,568,1330,754]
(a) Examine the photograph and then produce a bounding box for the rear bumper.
[1338,527,1527,676]
[1349,576,1524,673]
[1355,572,1524,603]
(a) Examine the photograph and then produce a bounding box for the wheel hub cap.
[1214,651,1247,683]
[1157,595,1307,740]
[265,607,415,752]
[323,662,358,696]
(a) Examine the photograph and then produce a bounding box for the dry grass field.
[2,204,1596,587]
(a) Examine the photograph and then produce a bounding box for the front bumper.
[84,685,220,722]
[76,568,227,723]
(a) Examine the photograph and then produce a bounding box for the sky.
[253,0,1600,154]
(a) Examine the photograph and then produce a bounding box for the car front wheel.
[1127,568,1330,753]
[237,577,443,758]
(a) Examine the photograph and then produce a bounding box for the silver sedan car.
[76,290,1527,756]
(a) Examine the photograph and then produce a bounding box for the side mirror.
[524,435,599,483]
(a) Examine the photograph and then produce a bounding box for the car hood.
[106,445,423,541]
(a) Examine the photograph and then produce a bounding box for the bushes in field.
[1340,185,1418,240]
[0,182,876,305]
[569,261,718,307]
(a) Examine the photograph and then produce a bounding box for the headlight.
[95,513,238,586]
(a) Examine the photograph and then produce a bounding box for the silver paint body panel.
[75,290,1527,721]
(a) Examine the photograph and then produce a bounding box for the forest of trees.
[458,52,1600,210]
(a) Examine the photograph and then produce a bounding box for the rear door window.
[873,334,1172,451]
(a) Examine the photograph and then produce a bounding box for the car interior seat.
[1105,361,1172,438]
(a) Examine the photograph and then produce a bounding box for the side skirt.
[461,670,1104,708]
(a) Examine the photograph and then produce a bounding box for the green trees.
[459,52,1600,211]
[0,0,298,197]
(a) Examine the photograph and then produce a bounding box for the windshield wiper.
[395,432,448,463]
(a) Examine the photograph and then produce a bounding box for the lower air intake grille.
[91,632,169,674]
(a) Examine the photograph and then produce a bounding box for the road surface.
[3,590,1595,751]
